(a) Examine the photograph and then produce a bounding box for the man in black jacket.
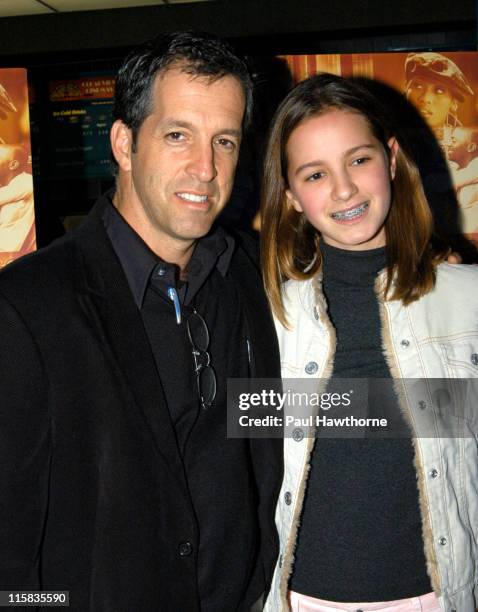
[0,32,282,611]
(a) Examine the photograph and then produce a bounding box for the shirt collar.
[102,196,235,308]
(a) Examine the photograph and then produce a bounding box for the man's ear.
[285,188,303,213]
[8,159,19,171]
[110,120,133,172]
[387,137,399,180]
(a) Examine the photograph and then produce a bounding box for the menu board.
[46,74,115,179]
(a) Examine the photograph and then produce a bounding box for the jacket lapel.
[72,201,188,492]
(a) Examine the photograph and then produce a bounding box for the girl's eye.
[306,171,325,182]
[352,156,370,166]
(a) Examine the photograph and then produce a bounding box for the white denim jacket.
[264,263,478,612]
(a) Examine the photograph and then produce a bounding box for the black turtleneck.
[290,242,432,602]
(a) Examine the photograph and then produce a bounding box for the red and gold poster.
[280,52,478,244]
[0,68,35,268]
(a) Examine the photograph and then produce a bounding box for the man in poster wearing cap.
[405,52,478,240]
[405,51,474,133]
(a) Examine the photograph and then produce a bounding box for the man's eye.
[166,132,185,141]
[435,87,445,95]
[215,138,236,150]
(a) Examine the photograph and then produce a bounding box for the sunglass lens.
[199,365,216,407]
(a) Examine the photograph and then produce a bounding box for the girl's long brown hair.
[260,73,449,327]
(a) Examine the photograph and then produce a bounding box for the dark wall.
[0,0,475,60]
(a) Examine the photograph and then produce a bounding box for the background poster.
[280,52,478,244]
[46,74,115,179]
[0,68,35,268]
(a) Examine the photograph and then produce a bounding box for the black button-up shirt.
[102,200,255,612]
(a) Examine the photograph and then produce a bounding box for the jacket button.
[305,361,318,374]
[292,428,304,442]
[438,536,447,546]
[400,339,410,347]
[429,468,439,478]
[471,353,478,366]
[284,491,292,505]
[418,400,427,410]
[178,541,193,556]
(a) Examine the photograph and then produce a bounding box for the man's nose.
[186,144,217,182]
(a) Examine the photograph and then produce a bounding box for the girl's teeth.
[331,202,369,220]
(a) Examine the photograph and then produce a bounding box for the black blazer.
[0,196,282,611]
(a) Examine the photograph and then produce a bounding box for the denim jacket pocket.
[438,337,478,377]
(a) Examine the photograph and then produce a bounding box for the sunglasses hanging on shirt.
[187,309,217,410]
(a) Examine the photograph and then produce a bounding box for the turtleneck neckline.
[320,241,387,287]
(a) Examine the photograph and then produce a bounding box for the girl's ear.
[387,137,399,180]
[285,188,303,213]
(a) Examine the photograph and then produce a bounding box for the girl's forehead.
[293,108,372,132]
[287,109,375,149]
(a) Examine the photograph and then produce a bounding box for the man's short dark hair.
[112,31,253,163]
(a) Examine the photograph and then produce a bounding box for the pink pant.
[288,590,441,612]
